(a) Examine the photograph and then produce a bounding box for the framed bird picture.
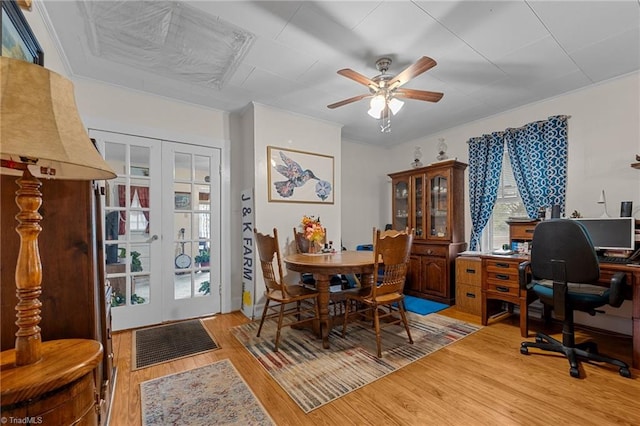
[267,146,334,204]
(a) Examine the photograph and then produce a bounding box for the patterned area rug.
[232,312,481,413]
[133,319,219,370]
[140,359,274,426]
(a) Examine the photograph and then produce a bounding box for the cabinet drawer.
[455,257,481,286]
[412,244,448,257]
[509,223,537,241]
[456,283,481,315]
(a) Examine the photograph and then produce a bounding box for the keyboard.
[598,256,630,264]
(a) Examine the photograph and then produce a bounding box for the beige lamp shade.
[0,57,116,180]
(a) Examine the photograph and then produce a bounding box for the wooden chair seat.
[266,284,319,303]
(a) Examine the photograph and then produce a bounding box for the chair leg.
[374,304,382,358]
[257,299,270,337]
[398,300,413,345]
[274,303,286,352]
[342,299,351,338]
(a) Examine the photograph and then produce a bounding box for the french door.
[93,130,221,331]
[161,141,221,322]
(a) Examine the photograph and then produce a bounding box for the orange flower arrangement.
[301,215,325,243]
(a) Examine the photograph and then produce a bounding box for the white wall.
[340,139,390,250]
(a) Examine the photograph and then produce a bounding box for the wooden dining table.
[283,250,376,349]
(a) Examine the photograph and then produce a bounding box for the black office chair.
[519,219,631,378]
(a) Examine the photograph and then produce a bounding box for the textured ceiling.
[41,0,640,147]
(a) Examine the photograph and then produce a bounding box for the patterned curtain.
[467,132,504,250]
[506,115,568,218]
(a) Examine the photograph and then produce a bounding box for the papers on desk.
[507,217,537,223]
[491,249,515,255]
[458,250,485,256]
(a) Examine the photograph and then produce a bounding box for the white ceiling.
[41,0,640,147]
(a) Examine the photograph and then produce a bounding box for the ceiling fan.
[327,56,444,119]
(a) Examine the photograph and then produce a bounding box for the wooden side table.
[481,254,536,337]
[1,339,103,425]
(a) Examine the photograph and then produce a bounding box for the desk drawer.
[485,259,520,276]
[456,257,482,286]
[456,283,481,315]
[509,222,537,241]
[486,281,520,295]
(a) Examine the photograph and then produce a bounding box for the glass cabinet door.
[412,175,424,239]
[429,173,449,239]
[393,179,409,231]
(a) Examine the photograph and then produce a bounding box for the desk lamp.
[598,189,609,218]
[0,57,116,366]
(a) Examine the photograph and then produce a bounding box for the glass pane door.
[429,174,449,239]
[393,179,409,230]
[412,175,424,239]
[162,142,221,321]
[94,131,162,331]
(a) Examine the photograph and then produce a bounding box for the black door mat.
[133,319,219,370]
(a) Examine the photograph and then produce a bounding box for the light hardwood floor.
[110,308,640,425]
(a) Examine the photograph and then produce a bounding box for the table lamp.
[0,57,116,366]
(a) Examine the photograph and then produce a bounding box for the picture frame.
[1,0,44,65]
[174,192,191,210]
[268,146,334,204]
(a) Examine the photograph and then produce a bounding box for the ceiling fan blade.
[327,94,372,109]
[394,88,444,103]
[388,56,437,90]
[337,68,378,90]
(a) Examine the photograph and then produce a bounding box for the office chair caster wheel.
[620,367,631,378]
[520,345,528,355]
[569,367,580,378]
[582,341,598,353]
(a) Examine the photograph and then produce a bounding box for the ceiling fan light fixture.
[388,97,404,115]
[368,94,385,118]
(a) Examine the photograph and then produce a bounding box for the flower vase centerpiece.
[301,215,325,253]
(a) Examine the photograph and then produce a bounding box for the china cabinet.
[389,159,467,304]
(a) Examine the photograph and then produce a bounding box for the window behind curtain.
[130,190,148,232]
[484,151,526,250]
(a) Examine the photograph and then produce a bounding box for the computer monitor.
[573,217,636,251]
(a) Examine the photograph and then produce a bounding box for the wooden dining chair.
[254,228,320,352]
[341,228,414,357]
[293,226,345,291]
[292,227,318,288]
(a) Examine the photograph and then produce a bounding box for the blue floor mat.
[403,295,448,315]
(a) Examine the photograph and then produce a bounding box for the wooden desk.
[283,251,375,349]
[481,254,536,338]
[480,253,640,369]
